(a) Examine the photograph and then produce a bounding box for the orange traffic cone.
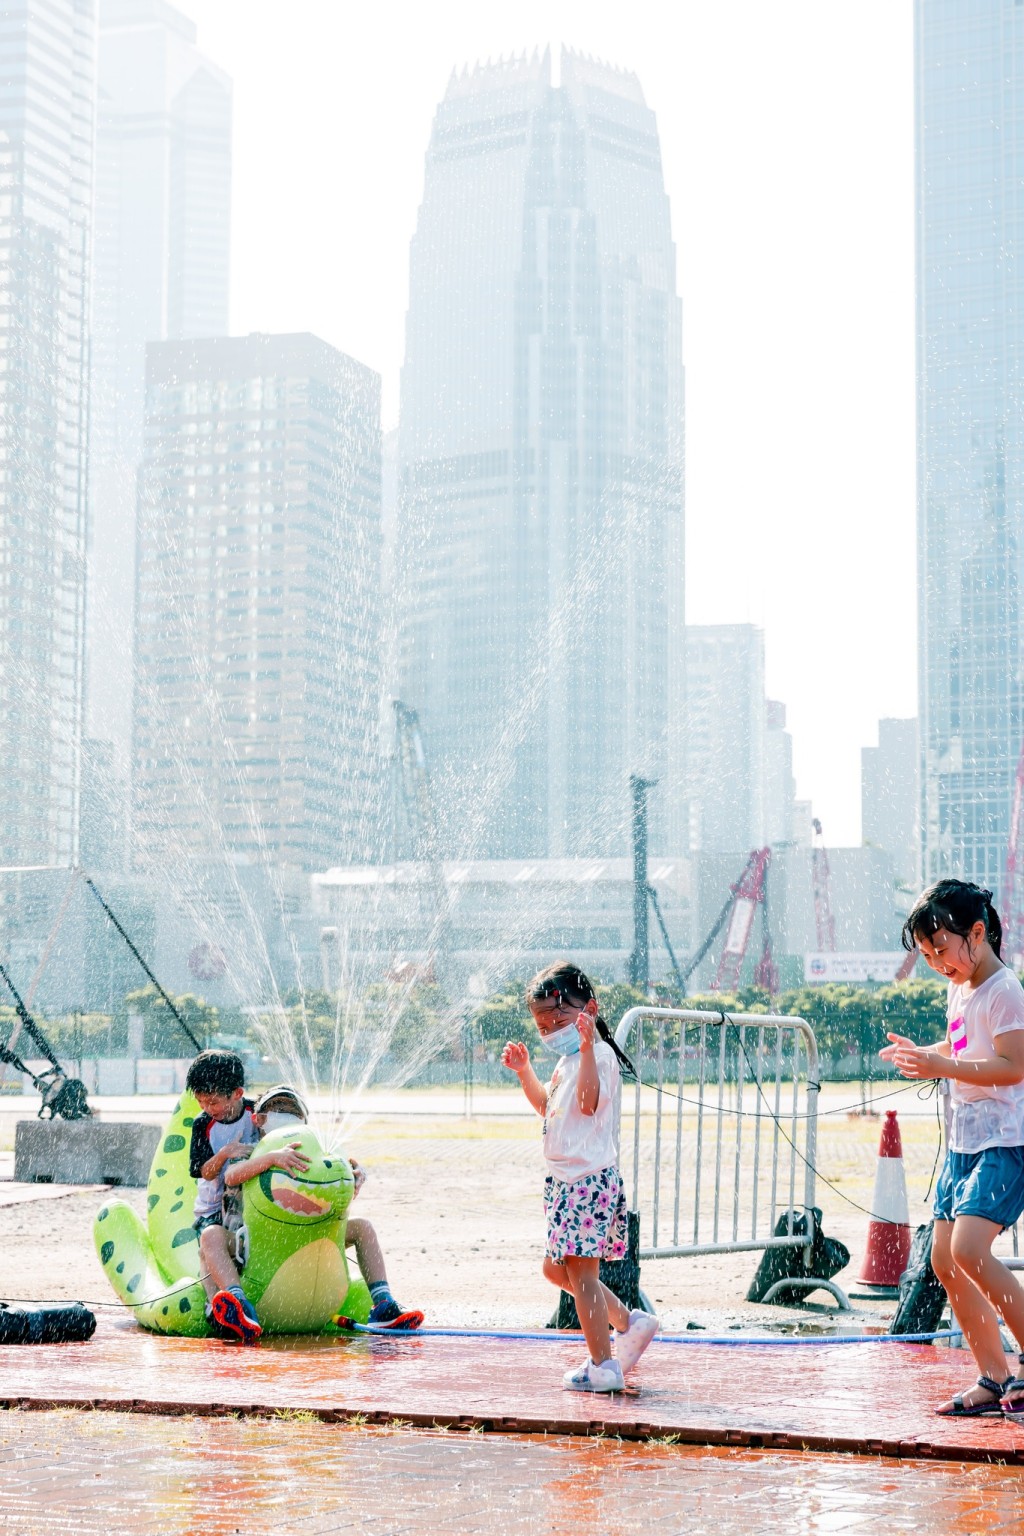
[858,1109,912,1286]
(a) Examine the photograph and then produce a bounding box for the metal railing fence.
[614,1007,821,1268]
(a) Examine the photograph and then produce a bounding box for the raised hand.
[879,1032,916,1063]
[576,1011,596,1053]
[501,1040,530,1074]
[881,1032,941,1080]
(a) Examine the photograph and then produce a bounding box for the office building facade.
[397,48,685,861]
[0,0,96,868]
[88,0,231,771]
[134,334,382,875]
[916,1,1024,888]
[862,716,918,890]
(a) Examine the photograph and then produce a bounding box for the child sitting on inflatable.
[208,1082,423,1341]
[186,1049,270,1342]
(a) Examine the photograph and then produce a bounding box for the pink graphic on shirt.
[949,1016,968,1056]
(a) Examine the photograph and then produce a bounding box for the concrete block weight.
[14,1119,161,1187]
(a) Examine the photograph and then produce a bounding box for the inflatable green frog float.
[93,1092,372,1335]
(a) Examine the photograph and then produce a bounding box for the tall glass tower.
[917,2,1024,889]
[398,48,685,860]
[0,0,97,867]
[88,0,231,773]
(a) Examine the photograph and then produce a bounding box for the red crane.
[713,846,778,993]
[1002,737,1024,969]
[811,818,837,952]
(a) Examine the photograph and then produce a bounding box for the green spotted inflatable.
[93,1092,372,1336]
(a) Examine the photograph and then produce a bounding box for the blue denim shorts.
[933,1146,1024,1229]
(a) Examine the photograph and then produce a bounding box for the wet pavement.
[1,1409,1023,1534]
[4,1318,1024,1464]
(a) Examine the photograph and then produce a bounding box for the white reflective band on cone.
[871,1148,910,1227]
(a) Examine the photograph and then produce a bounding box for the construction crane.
[645,845,777,995]
[713,846,777,992]
[811,818,837,952]
[1003,736,1024,970]
[392,701,454,988]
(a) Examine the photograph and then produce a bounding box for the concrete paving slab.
[3,1319,1024,1464]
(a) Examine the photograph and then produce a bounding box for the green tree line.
[1,975,948,1082]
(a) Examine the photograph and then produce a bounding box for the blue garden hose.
[339,1319,959,1346]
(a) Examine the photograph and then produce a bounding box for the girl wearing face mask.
[502,962,659,1393]
[881,880,1024,1418]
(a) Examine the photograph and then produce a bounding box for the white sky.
[188,0,917,849]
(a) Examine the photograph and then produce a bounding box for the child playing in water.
[881,880,1024,1417]
[502,962,659,1392]
[217,1083,423,1334]
[187,1050,297,1344]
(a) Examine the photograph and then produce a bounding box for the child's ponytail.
[985,891,1004,958]
[526,961,637,1080]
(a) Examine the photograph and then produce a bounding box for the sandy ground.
[0,1081,1001,1333]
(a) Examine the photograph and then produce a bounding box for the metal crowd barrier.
[614,1006,848,1308]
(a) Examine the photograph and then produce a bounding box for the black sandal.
[1000,1356,1024,1417]
[937,1374,1012,1418]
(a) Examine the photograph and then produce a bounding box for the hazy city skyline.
[397,48,685,862]
[182,0,917,848]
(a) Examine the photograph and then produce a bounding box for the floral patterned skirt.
[543,1165,628,1261]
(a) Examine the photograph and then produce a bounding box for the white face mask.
[538,1021,581,1058]
[262,1111,303,1133]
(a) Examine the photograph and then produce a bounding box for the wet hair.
[901,879,1003,960]
[185,1049,245,1096]
[526,961,636,1079]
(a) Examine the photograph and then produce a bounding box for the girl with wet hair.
[501,962,658,1394]
[883,880,1024,1417]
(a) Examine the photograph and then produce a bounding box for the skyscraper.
[916,2,1024,888]
[686,624,768,856]
[862,717,918,890]
[88,0,231,771]
[0,0,96,867]
[134,334,381,875]
[397,48,684,860]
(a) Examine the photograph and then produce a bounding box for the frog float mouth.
[268,1176,332,1217]
[256,1166,348,1221]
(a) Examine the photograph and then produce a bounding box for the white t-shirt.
[946,967,1024,1153]
[542,1040,622,1182]
[192,1107,260,1218]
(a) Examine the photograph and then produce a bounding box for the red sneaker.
[210,1289,262,1344]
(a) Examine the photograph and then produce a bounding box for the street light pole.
[627,775,657,990]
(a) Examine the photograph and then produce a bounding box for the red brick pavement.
[3,1320,1024,1464]
[1,1411,1024,1535]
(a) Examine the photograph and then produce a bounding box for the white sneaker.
[563,1357,625,1393]
[616,1309,660,1373]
